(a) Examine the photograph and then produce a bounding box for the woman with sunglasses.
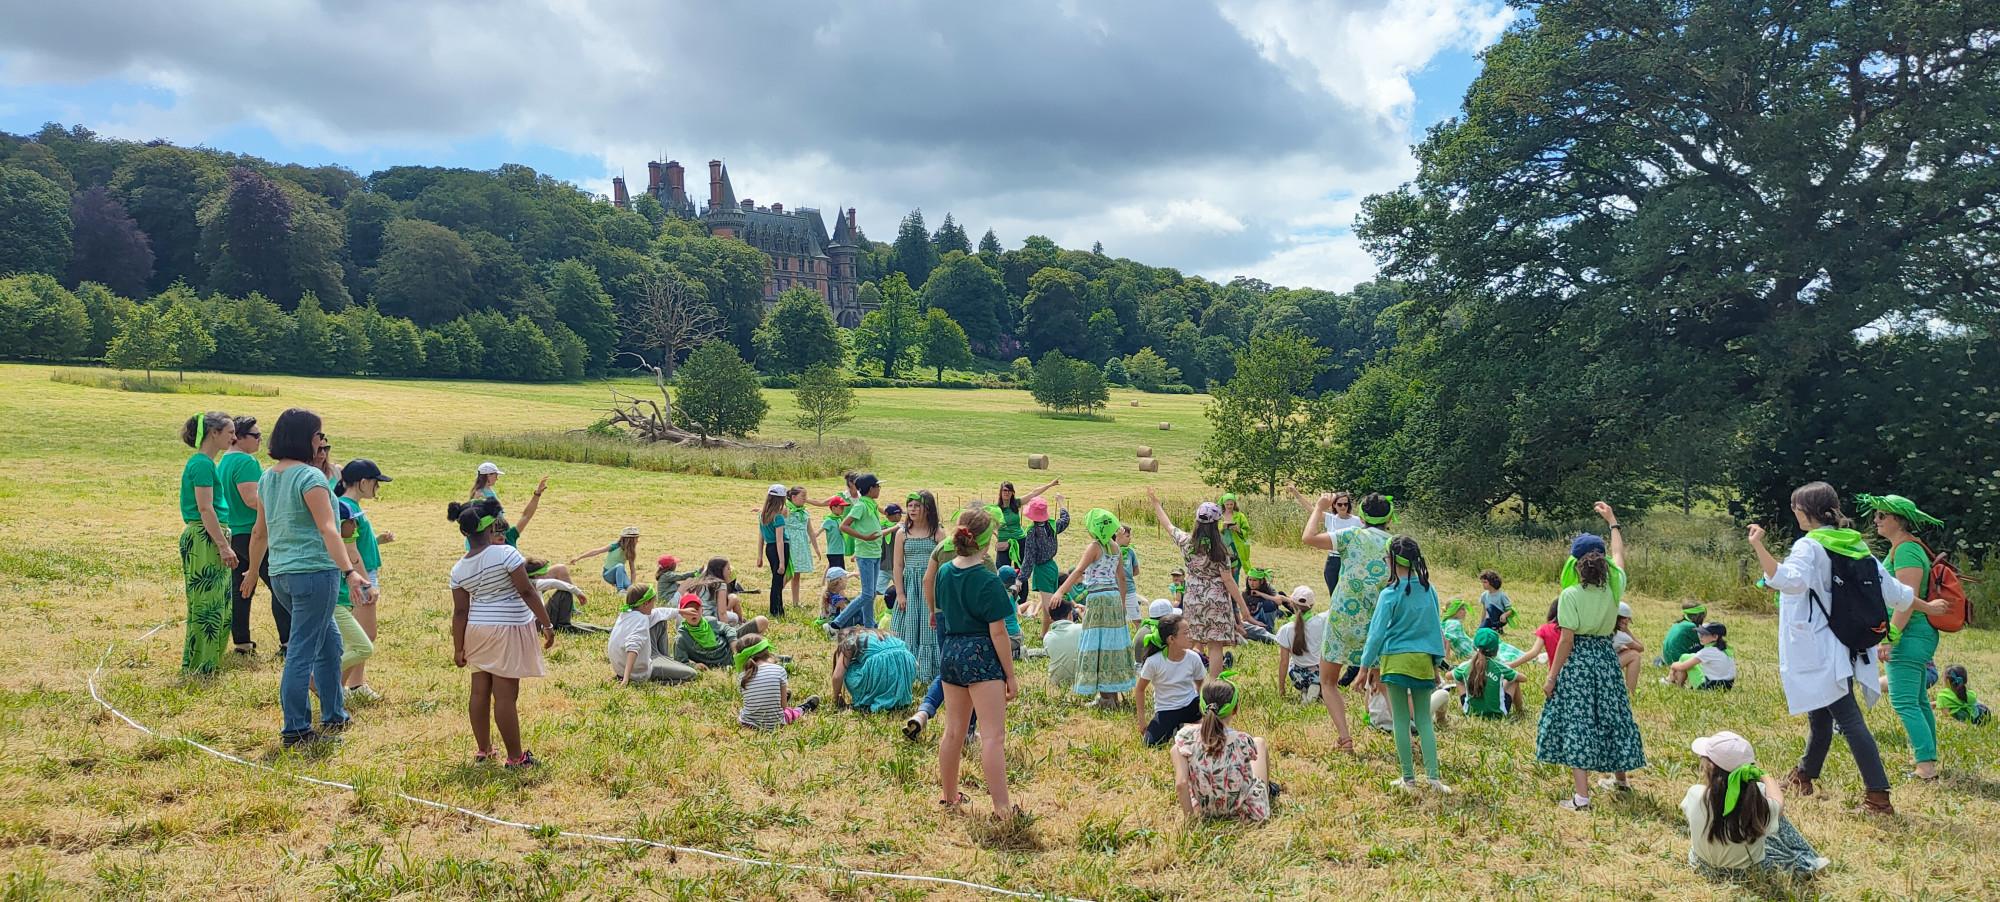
[1289,486,1362,597]
[241,409,370,747]
[218,415,276,656]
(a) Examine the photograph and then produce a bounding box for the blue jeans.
[919,676,977,731]
[275,569,345,735]
[605,563,631,592]
[832,557,881,629]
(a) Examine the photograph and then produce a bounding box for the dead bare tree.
[600,350,795,449]
[624,274,722,379]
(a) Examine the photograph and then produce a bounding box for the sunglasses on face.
[243,431,261,439]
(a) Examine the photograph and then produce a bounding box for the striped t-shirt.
[450,544,533,626]
[737,664,789,729]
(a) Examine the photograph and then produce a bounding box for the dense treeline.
[0,123,1399,391]
[1335,0,2000,554]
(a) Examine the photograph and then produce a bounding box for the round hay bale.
[1158,422,1172,431]
[1136,446,1153,458]
[1027,454,1050,470]
[1129,400,1141,407]
[1138,458,1159,472]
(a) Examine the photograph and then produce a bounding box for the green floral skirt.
[1535,635,1646,773]
[180,523,231,674]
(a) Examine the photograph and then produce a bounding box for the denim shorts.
[941,633,1006,686]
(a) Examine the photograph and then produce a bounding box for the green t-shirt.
[1888,541,1932,631]
[336,496,370,607]
[179,452,227,525]
[1452,657,1517,716]
[215,450,262,531]
[937,560,1013,637]
[842,497,885,560]
[1556,583,1619,637]
[1661,619,1702,664]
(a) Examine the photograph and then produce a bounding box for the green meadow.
[2,362,1997,900]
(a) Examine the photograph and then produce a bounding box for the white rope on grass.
[89,621,1092,902]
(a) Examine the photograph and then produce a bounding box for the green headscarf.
[1855,493,1944,528]
[1085,508,1120,552]
[1722,762,1767,816]
[623,584,655,612]
[1442,598,1469,621]
[732,637,772,671]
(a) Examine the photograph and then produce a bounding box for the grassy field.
[3,362,1999,900]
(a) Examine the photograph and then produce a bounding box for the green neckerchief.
[846,495,882,536]
[685,614,720,649]
[1940,686,1979,716]
[1722,763,1767,816]
[1807,527,1870,560]
[787,500,809,524]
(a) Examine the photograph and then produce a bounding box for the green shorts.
[1031,561,1061,593]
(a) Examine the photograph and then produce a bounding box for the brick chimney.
[708,160,724,209]
[665,160,685,200]
[847,207,858,236]
[612,176,629,208]
[646,161,663,193]
[741,199,754,211]
[770,202,782,213]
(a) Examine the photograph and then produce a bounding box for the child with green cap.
[1657,601,1708,667]
[1442,627,1521,719]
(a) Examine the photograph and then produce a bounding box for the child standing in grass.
[1537,503,1647,810]
[822,496,850,572]
[754,485,789,616]
[1477,571,1512,631]
[1135,615,1206,746]
[334,459,392,701]
[1680,731,1828,878]
[1055,509,1137,706]
[448,498,555,768]
[1172,675,1276,823]
[1219,493,1252,583]
[570,527,641,592]
[781,486,818,614]
[735,634,818,729]
[1358,536,1451,793]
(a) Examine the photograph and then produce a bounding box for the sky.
[0,0,1516,293]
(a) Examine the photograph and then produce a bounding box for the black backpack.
[1807,552,1889,662]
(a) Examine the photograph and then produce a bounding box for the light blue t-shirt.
[259,464,336,576]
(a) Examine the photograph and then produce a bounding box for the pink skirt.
[464,624,545,678]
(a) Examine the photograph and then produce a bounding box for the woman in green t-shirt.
[933,508,1019,820]
[179,411,240,675]
[1861,493,1954,781]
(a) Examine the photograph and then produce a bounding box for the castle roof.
[828,208,855,247]
[717,164,738,210]
[740,208,829,259]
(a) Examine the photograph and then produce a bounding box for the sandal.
[504,751,540,769]
[473,750,496,763]
[938,791,969,808]
[1336,736,1357,756]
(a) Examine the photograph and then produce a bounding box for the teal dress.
[783,502,814,576]
[843,634,917,712]
[893,531,941,687]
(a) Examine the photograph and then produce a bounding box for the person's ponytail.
[1288,603,1308,656]
[1465,647,1490,700]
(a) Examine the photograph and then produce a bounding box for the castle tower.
[825,206,862,327]
[703,160,745,239]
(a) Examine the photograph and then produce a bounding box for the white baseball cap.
[477,461,504,475]
[1618,602,1633,619]
[1291,585,1316,603]
[767,483,788,496]
[825,566,848,581]
[1148,599,1182,619]
[1690,731,1756,771]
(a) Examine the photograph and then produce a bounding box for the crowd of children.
[174,416,1986,876]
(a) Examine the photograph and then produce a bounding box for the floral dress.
[1171,526,1239,645]
[892,530,941,687]
[1171,724,1269,821]
[783,502,814,576]
[1323,526,1391,665]
[1072,548,1137,695]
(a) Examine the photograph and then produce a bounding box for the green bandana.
[194,413,207,446]
[1085,508,1120,552]
[1722,763,1767,816]
[1201,670,1242,718]
[686,615,720,650]
[1806,527,1871,560]
[624,584,655,612]
[1442,599,1468,621]
[732,637,771,671]
[1473,627,1501,656]
[787,500,808,520]
[1681,604,1706,618]
[527,562,551,578]
[1219,493,1237,505]
[1361,495,1395,526]
[1393,555,1412,568]
[1855,493,1944,528]
[476,514,496,533]
[1246,567,1271,581]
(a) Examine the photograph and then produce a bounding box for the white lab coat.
[1767,537,1912,716]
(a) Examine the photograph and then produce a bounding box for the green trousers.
[1886,617,1939,764]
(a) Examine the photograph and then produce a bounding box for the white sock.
[1573,794,1590,807]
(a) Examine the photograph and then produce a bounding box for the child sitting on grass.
[1135,615,1207,746]
[820,566,850,623]
[735,634,818,730]
[1937,665,1989,725]
[673,594,767,672]
[1171,674,1279,823]
[1613,603,1644,694]
[1681,731,1827,878]
[1668,623,1736,690]
[1438,627,1520,719]
[607,586,696,684]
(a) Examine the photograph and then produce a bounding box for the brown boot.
[1785,768,1815,797]
[1862,790,1894,815]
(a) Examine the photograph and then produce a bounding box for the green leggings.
[1887,618,1939,764]
[1385,682,1440,781]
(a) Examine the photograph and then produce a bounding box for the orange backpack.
[1916,539,1974,633]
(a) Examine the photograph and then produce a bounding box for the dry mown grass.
[4,364,1999,900]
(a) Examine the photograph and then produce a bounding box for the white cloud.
[0,0,1509,291]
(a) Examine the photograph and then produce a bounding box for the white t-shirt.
[1323,513,1365,553]
[1692,646,1737,682]
[1044,619,1083,690]
[1139,649,1207,712]
[449,544,532,626]
[1613,630,1638,652]
[1680,784,1780,870]
[606,608,680,678]
[1274,613,1328,669]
